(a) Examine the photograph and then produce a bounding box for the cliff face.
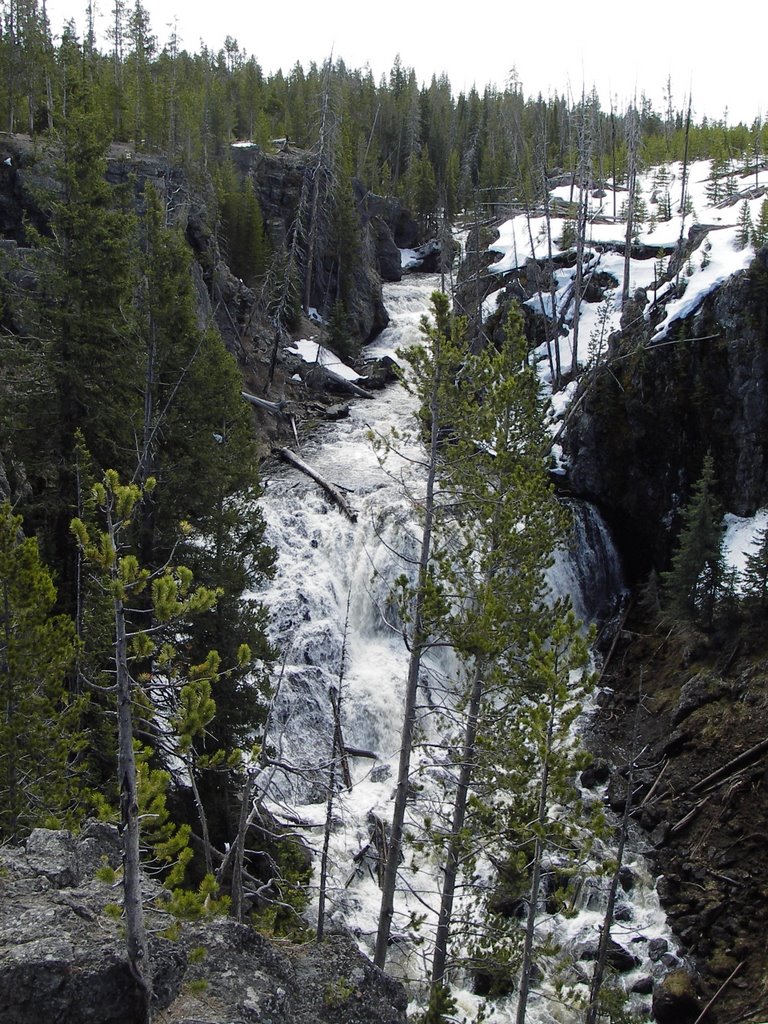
[0,825,408,1024]
[0,133,418,448]
[564,250,768,579]
[230,142,422,342]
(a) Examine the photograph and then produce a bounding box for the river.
[254,273,677,1022]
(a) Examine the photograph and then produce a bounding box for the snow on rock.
[651,228,756,340]
[288,338,363,381]
[482,159,767,418]
[400,248,421,270]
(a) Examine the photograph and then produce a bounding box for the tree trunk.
[230,768,254,923]
[431,658,485,986]
[277,448,358,522]
[585,685,641,1024]
[515,684,557,1024]
[115,594,152,1020]
[621,107,640,309]
[109,503,152,1022]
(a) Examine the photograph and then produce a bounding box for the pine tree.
[33,61,139,608]
[71,469,221,1020]
[753,199,768,250]
[426,304,567,992]
[133,198,278,830]
[374,292,451,969]
[741,523,768,612]
[0,502,84,837]
[662,452,725,627]
[508,615,596,1024]
[735,200,753,250]
[410,144,438,234]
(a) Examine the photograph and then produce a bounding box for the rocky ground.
[588,606,768,1023]
[0,824,407,1024]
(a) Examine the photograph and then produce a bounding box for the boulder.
[580,759,611,788]
[0,827,407,1024]
[652,969,701,1024]
[575,938,641,973]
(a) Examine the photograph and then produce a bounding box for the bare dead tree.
[621,103,641,309]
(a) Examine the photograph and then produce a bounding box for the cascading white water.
[254,274,676,1020]
[257,275,446,806]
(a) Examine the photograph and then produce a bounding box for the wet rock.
[618,865,635,892]
[580,759,611,788]
[607,942,642,973]
[357,355,400,390]
[632,976,654,995]
[407,239,442,273]
[648,937,669,962]
[323,404,350,421]
[652,969,701,1024]
[606,773,630,811]
[576,939,641,973]
[655,876,678,904]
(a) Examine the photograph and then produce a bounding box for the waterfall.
[253,274,677,1020]
[549,499,627,625]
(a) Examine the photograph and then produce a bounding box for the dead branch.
[691,737,768,795]
[692,961,744,1024]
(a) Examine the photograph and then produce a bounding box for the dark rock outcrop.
[565,249,768,579]
[0,134,405,448]
[0,826,407,1024]
[230,144,392,342]
[590,616,768,1024]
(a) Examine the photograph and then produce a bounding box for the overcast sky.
[45,0,764,126]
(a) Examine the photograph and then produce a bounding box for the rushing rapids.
[253,274,678,1021]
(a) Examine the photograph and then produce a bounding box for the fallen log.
[242,391,289,417]
[344,745,378,760]
[276,447,358,523]
[690,736,768,794]
[305,363,374,399]
[692,961,744,1024]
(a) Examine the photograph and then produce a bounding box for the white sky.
[45,0,764,125]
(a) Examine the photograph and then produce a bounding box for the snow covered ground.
[486,159,767,372]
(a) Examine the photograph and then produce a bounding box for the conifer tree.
[662,452,725,627]
[425,303,563,990]
[735,200,753,250]
[36,61,138,604]
[374,292,451,969]
[71,470,220,1021]
[741,523,768,612]
[753,199,768,250]
[372,298,597,1012]
[0,502,83,837]
[132,190,277,826]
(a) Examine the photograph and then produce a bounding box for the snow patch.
[288,339,362,381]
